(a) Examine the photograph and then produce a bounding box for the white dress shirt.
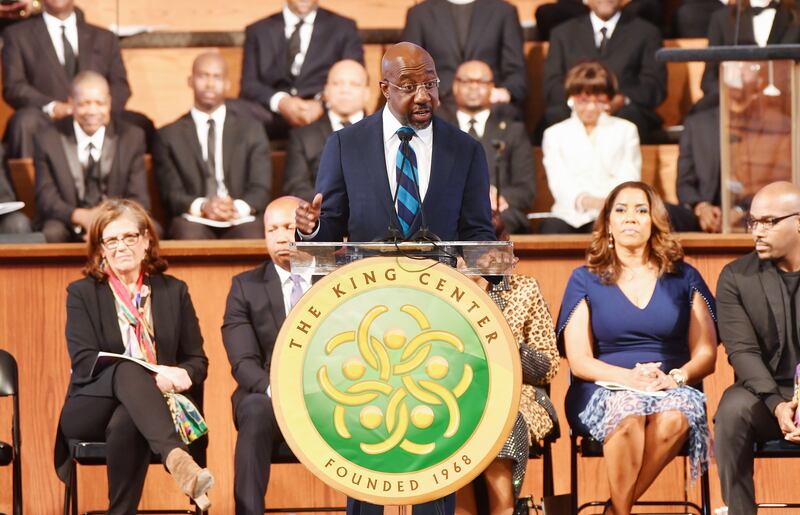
[188,104,251,218]
[74,121,105,169]
[274,262,313,316]
[382,106,433,203]
[328,110,365,132]
[42,11,78,116]
[455,108,490,139]
[589,11,621,47]
[447,0,476,4]
[542,112,641,228]
[751,0,777,47]
[268,5,319,112]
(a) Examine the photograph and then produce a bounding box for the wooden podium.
[658,45,800,232]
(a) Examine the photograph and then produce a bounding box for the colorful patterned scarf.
[107,269,208,444]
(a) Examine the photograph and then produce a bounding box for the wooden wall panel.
[77,0,544,32]
[5,238,800,514]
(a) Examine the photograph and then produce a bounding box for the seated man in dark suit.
[534,0,663,41]
[154,52,272,240]
[403,0,527,114]
[715,181,800,515]
[541,0,666,143]
[222,195,310,515]
[443,60,535,235]
[0,146,32,235]
[283,59,369,201]
[33,71,149,242]
[2,0,151,158]
[237,0,364,140]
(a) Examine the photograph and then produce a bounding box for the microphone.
[491,139,507,207]
[733,0,743,46]
[399,129,440,242]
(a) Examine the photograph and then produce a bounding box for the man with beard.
[294,42,494,244]
[715,181,800,514]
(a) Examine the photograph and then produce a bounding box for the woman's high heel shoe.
[165,448,214,511]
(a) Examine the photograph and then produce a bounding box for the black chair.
[264,442,347,513]
[753,439,800,510]
[62,384,208,515]
[570,433,711,515]
[0,349,21,515]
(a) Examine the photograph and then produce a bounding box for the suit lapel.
[605,13,630,55]
[177,114,208,189]
[222,111,238,193]
[579,16,599,58]
[300,10,328,79]
[424,118,457,226]
[269,15,288,76]
[759,260,787,358]
[367,114,399,230]
[58,121,82,204]
[100,122,118,194]
[431,0,463,61]
[76,19,92,72]
[463,0,489,59]
[149,275,176,363]
[264,263,287,331]
[96,280,126,354]
[769,7,789,44]
[35,17,71,92]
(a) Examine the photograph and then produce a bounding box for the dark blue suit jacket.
[311,111,495,242]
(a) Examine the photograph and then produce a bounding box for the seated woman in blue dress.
[556,181,718,515]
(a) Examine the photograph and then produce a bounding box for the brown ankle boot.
[165,448,214,511]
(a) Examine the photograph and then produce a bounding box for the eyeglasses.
[454,78,492,88]
[383,79,440,95]
[102,232,142,251]
[746,212,800,232]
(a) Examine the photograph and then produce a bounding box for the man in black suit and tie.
[283,59,369,201]
[154,52,272,240]
[222,195,310,515]
[402,0,527,113]
[445,60,535,234]
[715,181,800,515]
[237,0,364,140]
[2,0,149,158]
[541,0,666,143]
[33,71,149,242]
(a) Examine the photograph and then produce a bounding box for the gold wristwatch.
[668,368,687,387]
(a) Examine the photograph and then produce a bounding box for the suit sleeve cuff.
[189,198,206,217]
[297,221,320,240]
[42,101,56,117]
[233,199,252,218]
[765,394,786,415]
[270,92,289,113]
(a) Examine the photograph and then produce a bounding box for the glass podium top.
[288,241,514,276]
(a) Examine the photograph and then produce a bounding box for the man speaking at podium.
[295,42,495,244]
[295,42,495,515]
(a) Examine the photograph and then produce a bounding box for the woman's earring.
[608,234,614,249]
[567,98,574,109]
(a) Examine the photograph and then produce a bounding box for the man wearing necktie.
[443,60,536,235]
[284,59,370,202]
[33,71,149,242]
[235,0,364,140]
[2,0,153,158]
[222,195,311,515]
[541,0,666,143]
[154,52,271,240]
[295,42,494,246]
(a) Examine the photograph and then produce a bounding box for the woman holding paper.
[556,182,717,515]
[54,199,214,513]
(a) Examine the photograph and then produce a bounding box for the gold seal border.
[271,257,521,505]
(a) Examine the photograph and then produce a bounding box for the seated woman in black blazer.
[54,199,214,513]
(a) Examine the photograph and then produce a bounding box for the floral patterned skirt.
[578,386,709,479]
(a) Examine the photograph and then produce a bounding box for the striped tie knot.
[396,126,416,139]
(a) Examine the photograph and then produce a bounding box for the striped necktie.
[395,127,420,236]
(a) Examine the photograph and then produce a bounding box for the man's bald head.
[324,60,370,118]
[749,181,800,266]
[70,72,111,136]
[379,42,440,129]
[453,60,494,113]
[265,196,303,271]
[189,52,229,112]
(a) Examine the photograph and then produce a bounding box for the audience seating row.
[7,144,677,231]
